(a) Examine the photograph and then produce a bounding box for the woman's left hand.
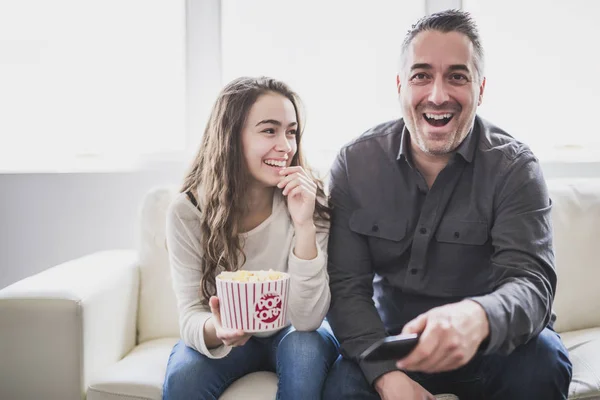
[277,166,317,227]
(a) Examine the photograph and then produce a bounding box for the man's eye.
[450,74,468,82]
[412,73,428,80]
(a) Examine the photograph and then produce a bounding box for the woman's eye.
[287,130,297,136]
[262,128,275,134]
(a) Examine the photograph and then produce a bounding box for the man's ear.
[478,77,486,106]
[396,74,402,94]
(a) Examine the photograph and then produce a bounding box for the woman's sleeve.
[165,201,232,359]
[286,225,331,331]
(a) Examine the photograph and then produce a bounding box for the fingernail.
[396,362,404,369]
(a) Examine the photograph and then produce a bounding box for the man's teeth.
[264,160,286,167]
[425,113,453,120]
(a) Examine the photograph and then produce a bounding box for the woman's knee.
[163,341,227,400]
[163,343,206,398]
[277,329,338,364]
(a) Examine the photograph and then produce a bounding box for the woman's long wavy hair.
[181,76,330,305]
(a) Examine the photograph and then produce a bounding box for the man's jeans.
[163,321,339,400]
[323,327,572,400]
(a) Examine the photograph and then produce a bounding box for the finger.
[209,296,222,326]
[277,172,299,188]
[232,335,252,347]
[281,178,302,195]
[288,185,314,200]
[431,347,470,372]
[277,172,313,190]
[220,329,247,346]
[278,166,305,177]
[408,318,454,372]
[397,320,439,370]
[406,332,446,372]
[402,313,428,335]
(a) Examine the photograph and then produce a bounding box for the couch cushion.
[87,338,178,400]
[548,179,600,333]
[87,337,279,400]
[562,328,600,399]
[136,187,181,342]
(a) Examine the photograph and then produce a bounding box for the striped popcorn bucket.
[216,273,290,333]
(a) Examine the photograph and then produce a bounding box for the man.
[323,10,572,400]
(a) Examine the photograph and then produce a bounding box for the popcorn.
[216,269,290,333]
[217,269,285,282]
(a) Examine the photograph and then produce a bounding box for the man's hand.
[374,371,435,400]
[396,300,489,373]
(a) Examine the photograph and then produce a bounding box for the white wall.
[3,160,600,289]
[0,164,186,289]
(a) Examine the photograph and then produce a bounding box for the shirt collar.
[396,118,478,164]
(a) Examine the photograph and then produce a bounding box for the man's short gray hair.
[399,10,485,83]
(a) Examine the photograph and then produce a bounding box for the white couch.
[1,179,599,400]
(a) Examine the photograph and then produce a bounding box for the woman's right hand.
[208,296,252,347]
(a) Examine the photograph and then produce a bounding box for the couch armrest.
[0,250,139,400]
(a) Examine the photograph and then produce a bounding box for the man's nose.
[428,78,450,105]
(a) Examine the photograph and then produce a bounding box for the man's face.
[398,30,485,156]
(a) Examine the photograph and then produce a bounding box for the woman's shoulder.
[167,191,202,222]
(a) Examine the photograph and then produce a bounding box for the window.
[221,0,425,172]
[463,0,600,160]
[0,0,186,171]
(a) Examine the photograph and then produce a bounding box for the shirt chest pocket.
[435,218,489,245]
[349,209,409,265]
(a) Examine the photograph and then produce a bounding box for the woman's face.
[241,92,298,188]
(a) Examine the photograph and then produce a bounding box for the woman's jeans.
[163,321,339,400]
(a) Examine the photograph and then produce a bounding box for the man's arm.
[470,152,556,355]
[327,149,398,385]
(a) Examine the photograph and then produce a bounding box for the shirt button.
[454,231,460,238]
[410,268,418,275]
[419,227,427,234]
[372,224,379,232]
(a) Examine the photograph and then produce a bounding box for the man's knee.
[323,356,379,400]
[486,328,572,398]
[520,328,572,386]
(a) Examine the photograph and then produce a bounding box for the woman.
[163,76,339,400]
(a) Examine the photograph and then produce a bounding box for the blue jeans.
[163,321,339,400]
[323,327,572,400]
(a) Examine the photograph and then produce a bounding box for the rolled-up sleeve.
[327,149,398,385]
[470,152,556,355]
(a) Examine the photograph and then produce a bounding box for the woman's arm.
[166,198,232,359]
[287,226,331,331]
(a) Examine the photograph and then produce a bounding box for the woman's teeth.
[264,160,286,167]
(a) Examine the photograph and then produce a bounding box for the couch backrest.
[549,179,600,333]
[134,179,600,342]
[136,186,180,343]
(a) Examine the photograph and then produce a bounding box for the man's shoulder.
[476,116,536,164]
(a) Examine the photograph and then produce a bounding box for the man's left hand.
[396,300,490,373]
